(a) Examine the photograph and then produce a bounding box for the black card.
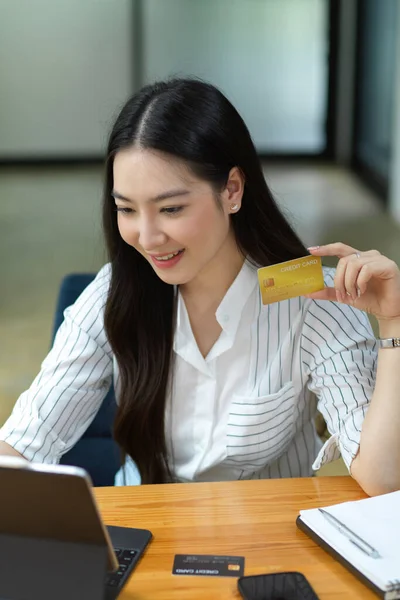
[172,554,245,577]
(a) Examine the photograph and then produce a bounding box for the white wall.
[0,0,329,157]
[0,0,134,157]
[389,6,400,224]
[142,0,328,153]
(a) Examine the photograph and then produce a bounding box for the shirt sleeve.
[0,265,113,464]
[300,286,377,472]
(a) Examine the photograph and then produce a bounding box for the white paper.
[299,490,400,592]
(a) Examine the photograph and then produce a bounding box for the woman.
[1,79,399,496]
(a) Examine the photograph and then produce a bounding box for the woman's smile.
[149,249,185,269]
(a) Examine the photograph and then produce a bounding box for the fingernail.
[336,290,343,302]
[346,291,351,296]
[357,287,361,298]
[307,246,320,250]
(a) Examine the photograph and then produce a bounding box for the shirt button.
[222,314,230,323]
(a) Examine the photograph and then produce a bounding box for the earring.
[230,203,239,212]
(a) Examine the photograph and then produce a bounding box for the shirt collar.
[215,258,258,336]
[174,258,258,356]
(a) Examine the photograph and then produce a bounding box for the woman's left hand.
[306,242,400,323]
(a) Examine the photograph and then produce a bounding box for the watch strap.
[378,337,400,348]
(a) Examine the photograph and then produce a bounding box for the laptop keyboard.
[106,547,138,589]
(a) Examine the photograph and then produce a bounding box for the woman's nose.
[138,219,167,250]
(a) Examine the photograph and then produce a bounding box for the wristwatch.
[378,337,400,348]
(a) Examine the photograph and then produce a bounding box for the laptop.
[0,457,152,600]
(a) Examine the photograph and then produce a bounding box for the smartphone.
[238,571,320,600]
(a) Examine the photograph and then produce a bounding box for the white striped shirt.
[0,260,377,484]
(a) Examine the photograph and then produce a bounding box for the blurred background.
[1,0,399,476]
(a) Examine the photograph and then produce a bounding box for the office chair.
[52,273,121,486]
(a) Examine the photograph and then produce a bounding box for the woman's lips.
[150,249,185,269]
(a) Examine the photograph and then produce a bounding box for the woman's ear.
[221,166,245,214]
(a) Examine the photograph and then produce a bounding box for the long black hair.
[103,78,307,484]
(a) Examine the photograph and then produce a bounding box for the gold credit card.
[257,255,324,305]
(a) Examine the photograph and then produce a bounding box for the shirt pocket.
[225,381,297,468]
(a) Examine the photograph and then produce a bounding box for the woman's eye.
[115,207,133,214]
[161,206,184,215]
[114,206,183,216]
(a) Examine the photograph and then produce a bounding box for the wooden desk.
[95,477,375,600]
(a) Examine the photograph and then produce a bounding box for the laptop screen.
[0,460,118,570]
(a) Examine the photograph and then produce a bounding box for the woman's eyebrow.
[111,189,190,203]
